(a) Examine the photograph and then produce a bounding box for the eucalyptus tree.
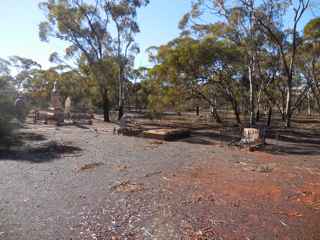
[9,56,42,92]
[0,58,11,77]
[181,0,314,127]
[0,58,17,139]
[106,0,149,119]
[39,0,148,121]
[127,67,148,111]
[147,35,251,124]
[253,0,311,127]
[30,65,95,110]
[298,17,320,113]
[148,37,222,122]
[180,0,267,126]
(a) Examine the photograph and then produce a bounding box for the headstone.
[51,81,62,111]
[120,114,129,129]
[64,96,71,119]
[15,96,25,121]
[50,81,64,124]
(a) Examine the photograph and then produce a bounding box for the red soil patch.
[162,156,320,239]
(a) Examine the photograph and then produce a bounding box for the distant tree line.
[141,0,320,128]
[1,0,319,140]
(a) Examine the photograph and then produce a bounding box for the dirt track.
[0,120,320,239]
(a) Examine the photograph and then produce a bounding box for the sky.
[0,0,191,70]
[0,1,319,70]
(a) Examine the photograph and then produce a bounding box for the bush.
[0,100,16,138]
[0,78,17,141]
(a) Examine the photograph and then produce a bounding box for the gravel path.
[1,121,320,240]
[0,122,216,240]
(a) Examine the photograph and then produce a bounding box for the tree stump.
[242,128,261,144]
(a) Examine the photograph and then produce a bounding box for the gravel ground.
[0,121,320,240]
[0,122,216,240]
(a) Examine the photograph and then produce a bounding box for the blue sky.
[0,1,318,70]
[0,0,191,70]
[1,0,66,69]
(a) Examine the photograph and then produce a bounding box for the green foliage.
[142,0,315,126]
[30,65,98,111]
[304,17,320,40]
[144,32,245,120]
[9,56,42,91]
[39,0,149,120]
[0,76,17,140]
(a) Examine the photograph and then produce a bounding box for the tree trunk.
[135,87,139,112]
[267,106,272,127]
[255,90,262,122]
[232,100,241,125]
[234,107,241,125]
[285,79,292,128]
[256,108,260,122]
[222,85,241,125]
[118,64,125,120]
[311,85,320,114]
[118,103,124,120]
[196,106,200,116]
[307,91,311,116]
[103,90,110,122]
[210,104,222,123]
[248,60,255,127]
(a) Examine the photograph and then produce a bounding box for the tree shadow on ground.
[179,127,320,156]
[266,129,320,145]
[0,132,47,149]
[260,143,320,155]
[73,123,91,129]
[181,130,240,145]
[0,137,82,163]
[292,118,320,124]
[17,132,48,142]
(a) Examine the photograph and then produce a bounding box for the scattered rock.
[144,140,164,150]
[111,181,144,193]
[255,165,274,173]
[145,171,162,178]
[80,162,104,171]
[150,140,163,145]
[113,165,128,172]
[274,211,303,217]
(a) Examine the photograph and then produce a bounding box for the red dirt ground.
[161,148,320,240]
